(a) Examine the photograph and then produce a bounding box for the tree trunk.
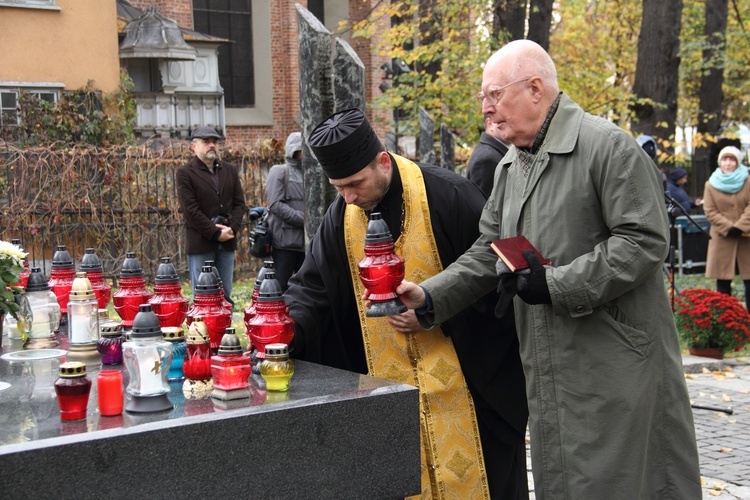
[694,0,728,190]
[631,0,683,156]
[527,0,554,51]
[493,0,527,44]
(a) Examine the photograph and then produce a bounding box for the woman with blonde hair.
[703,145,750,308]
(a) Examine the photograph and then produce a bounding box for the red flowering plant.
[674,288,750,353]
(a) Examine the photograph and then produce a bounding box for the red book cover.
[490,236,551,272]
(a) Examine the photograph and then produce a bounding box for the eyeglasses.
[475,78,531,106]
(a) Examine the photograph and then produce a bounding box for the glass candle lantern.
[54,361,92,421]
[80,248,112,310]
[122,304,173,413]
[246,271,294,361]
[210,328,252,400]
[97,369,124,416]
[48,244,76,317]
[204,260,233,314]
[182,317,213,398]
[260,343,294,392]
[4,290,32,341]
[163,326,186,382]
[243,260,274,335]
[149,257,188,328]
[186,266,231,354]
[11,238,30,289]
[97,322,125,365]
[113,252,154,329]
[24,267,61,349]
[357,212,407,317]
[68,272,100,346]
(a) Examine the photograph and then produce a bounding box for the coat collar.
[501,93,584,165]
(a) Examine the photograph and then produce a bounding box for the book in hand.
[490,236,551,272]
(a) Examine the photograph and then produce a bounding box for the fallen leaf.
[734,357,746,362]
[740,390,749,394]
[719,447,733,453]
[725,372,736,378]
[712,373,725,381]
[722,394,732,402]
[708,490,721,496]
[712,482,726,490]
[686,374,698,379]
[699,392,706,397]
[729,419,737,424]
[702,367,711,374]
[701,477,708,486]
[724,366,733,372]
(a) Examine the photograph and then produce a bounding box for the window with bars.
[193,0,254,107]
[0,89,58,126]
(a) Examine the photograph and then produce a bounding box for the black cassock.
[285,156,529,499]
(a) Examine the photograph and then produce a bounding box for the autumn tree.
[630,0,683,156]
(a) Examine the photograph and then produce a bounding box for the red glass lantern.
[80,248,112,310]
[210,328,252,400]
[182,317,213,400]
[54,361,92,421]
[48,244,76,317]
[243,260,274,337]
[113,252,153,329]
[246,270,294,361]
[148,257,188,328]
[11,238,30,289]
[204,260,233,314]
[357,212,407,317]
[186,266,231,354]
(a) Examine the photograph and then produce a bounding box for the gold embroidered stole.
[344,154,489,500]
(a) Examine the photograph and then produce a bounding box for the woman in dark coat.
[703,146,750,308]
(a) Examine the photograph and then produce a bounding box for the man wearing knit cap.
[666,167,703,213]
[285,108,528,499]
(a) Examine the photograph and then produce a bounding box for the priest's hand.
[393,280,427,309]
[388,309,421,333]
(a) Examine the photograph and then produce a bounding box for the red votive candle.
[97,369,124,416]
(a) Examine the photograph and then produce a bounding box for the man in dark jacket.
[467,117,509,196]
[667,167,703,214]
[176,126,247,303]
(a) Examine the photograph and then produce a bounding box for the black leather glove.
[495,272,519,318]
[727,227,743,238]
[517,249,552,305]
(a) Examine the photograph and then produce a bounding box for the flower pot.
[688,346,724,359]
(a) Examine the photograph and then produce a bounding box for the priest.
[285,108,528,499]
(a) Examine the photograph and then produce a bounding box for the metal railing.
[0,143,274,282]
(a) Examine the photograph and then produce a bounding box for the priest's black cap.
[308,108,383,179]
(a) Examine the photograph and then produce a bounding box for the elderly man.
[397,40,701,499]
[285,108,528,499]
[176,126,247,303]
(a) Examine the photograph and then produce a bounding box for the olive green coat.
[422,94,701,499]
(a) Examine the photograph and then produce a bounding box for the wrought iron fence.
[0,142,278,283]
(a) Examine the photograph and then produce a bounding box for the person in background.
[265,132,306,291]
[467,116,510,196]
[637,134,668,189]
[285,108,528,499]
[395,40,701,499]
[702,145,750,309]
[667,167,703,213]
[176,126,247,304]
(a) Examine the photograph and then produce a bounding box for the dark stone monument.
[440,123,455,171]
[297,4,366,239]
[419,106,436,165]
[297,5,335,242]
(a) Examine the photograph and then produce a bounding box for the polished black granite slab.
[0,335,421,499]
